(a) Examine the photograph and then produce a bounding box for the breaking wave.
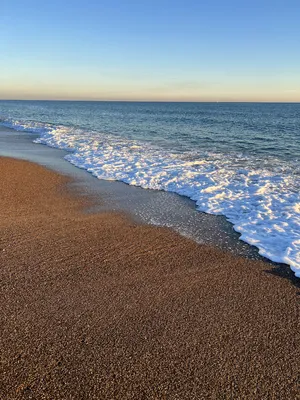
[1,117,300,277]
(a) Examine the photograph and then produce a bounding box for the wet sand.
[0,157,299,399]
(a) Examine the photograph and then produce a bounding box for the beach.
[2,101,299,274]
[0,157,299,399]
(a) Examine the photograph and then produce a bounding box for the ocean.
[0,100,299,276]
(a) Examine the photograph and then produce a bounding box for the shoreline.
[0,125,272,264]
[1,120,299,278]
[1,124,298,278]
[0,157,299,399]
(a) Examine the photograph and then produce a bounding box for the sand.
[0,157,299,400]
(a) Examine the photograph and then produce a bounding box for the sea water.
[0,101,299,276]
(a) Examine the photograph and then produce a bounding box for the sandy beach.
[0,157,299,399]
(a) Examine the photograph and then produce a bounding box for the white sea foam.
[1,118,300,277]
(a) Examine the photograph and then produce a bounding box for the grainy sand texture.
[0,157,299,399]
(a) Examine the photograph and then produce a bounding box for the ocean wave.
[1,117,300,277]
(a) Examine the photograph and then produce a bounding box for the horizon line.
[1,99,300,104]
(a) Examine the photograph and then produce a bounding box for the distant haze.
[1,0,300,102]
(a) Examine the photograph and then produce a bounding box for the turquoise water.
[0,100,299,275]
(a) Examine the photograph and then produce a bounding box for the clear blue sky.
[1,0,300,101]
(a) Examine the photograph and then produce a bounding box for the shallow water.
[0,101,299,276]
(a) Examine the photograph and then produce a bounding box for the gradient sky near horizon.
[1,0,300,102]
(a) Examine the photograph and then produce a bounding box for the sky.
[1,0,300,102]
